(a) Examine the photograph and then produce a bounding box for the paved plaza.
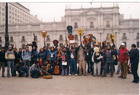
[0,72,139,95]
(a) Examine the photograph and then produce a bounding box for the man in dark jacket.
[130,44,139,83]
[17,48,23,61]
[31,46,38,66]
[0,47,6,77]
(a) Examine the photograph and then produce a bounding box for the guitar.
[54,65,60,75]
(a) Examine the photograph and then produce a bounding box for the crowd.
[0,43,139,83]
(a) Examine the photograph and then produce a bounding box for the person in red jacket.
[118,43,129,79]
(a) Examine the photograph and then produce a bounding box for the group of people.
[0,42,139,83]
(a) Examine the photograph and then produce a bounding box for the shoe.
[75,74,77,76]
[2,76,5,78]
[122,77,126,79]
[110,75,113,77]
[84,74,87,76]
[69,74,71,76]
[102,75,106,77]
[116,73,119,74]
[79,74,81,76]
[7,75,10,78]
[118,76,122,78]
[133,81,139,83]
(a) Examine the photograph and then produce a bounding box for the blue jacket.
[38,51,46,61]
[22,50,31,61]
[48,51,57,61]
[130,48,139,64]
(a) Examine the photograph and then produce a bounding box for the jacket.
[104,50,114,63]
[0,51,6,62]
[118,48,129,63]
[5,50,15,60]
[30,64,41,73]
[31,50,38,61]
[22,50,31,61]
[130,48,139,64]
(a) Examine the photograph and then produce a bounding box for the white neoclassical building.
[0,5,139,50]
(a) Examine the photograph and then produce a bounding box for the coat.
[118,48,129,63]
[130,48,139,64]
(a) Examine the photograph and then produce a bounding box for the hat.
[8,45,12,48]
[121,43,125,46]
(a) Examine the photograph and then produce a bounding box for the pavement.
[0,72,139,95]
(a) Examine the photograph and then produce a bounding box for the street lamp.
[5,2,9,50]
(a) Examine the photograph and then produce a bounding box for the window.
[22,44,25,49]
[74,22,78,29]
[47,35,50,41]
[59,35,63,41]
[47,43,50,48]
[90,22,94,28]
[21,36,25,42]
[136,33,139,39]
[59,43,63,47]
[34,36,37,41]
[75,35,78,40]
[122,33,127,39]
[137,42,139,48]
[106,33,109,39]
[0,37,2,42]
[106,21,110,27]
[10,36,13,42]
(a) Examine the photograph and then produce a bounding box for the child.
[61,51,68,76]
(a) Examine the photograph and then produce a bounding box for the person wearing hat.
[118,43,129,79]
[130,44,139,83]
[0,47,6,77]
[5,45,15,77]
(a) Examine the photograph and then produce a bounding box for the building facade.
[0,2,40,24]
[0,5,139,50]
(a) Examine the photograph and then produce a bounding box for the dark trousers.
[100,61,105,76]
[70,59,77,74]
[30,70,40,78]
[0,62,5,76]
[104,62,113,76]
[23,60,30,69]
[62,66,68,75]
[86,60,91,73]
[131,62,139,82]
[18,66,29,77]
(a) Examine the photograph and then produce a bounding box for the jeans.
[117,62,120,74]
[62,66,68,75]
[70,59,77,74]
[86,60,91,73]
[23,60,30,69]
[104,62,113,76]
[7,60,14,76]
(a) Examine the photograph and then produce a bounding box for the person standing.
[22,47,31,69]
[103,46,114,77]
[77,46,87,76]
[0,47,6,77]
[69,47,77,75]
[130,44,139,83]
[31,46,38,66]
[118,43,129,79]
[5,45,15,77]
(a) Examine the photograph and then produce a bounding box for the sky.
[20,2,139,22]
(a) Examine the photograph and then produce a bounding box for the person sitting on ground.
[14,59,29,77]
[30,61,41,78]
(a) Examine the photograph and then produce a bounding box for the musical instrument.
[57,50,61,57]
[54,65,60,75]
[43,75,53,79]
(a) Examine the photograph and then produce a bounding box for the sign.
[69,40,75,43]
[108,34,116,43]
[68,34,74,40]
[41,30,47,38]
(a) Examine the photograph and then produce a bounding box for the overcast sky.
[20,2,139,22]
